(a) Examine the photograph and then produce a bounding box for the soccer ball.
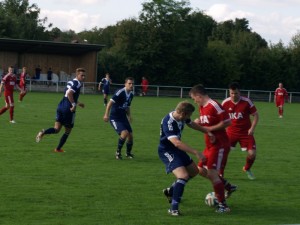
[205,192,218,207]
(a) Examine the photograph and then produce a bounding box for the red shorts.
[228,133,256,151]
[198,144,230,171]
[4,94,14,106]
[276,99,284,107]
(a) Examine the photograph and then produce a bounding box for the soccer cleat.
[126,152,134,159]
[54,149,64,153]
[279,115,283,118]
[225,185,238,199]
[243,167,256,180]
[163,188,172,203]
[36,129,44,143]
[168,209,180,216]
[215,202,230,213]
[10,120,16,124]
[115,152,122,160]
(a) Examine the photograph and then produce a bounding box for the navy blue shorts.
[158,148,193,174]
[102,87,110,95]
[56,108,75,128]
[110,119,132,135]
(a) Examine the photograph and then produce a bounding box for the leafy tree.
[0,0,50,40]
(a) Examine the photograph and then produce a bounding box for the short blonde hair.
[175,101,195,114]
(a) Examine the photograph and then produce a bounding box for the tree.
[0,0,50,40]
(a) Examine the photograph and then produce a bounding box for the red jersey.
[19,72,27,88]
[222,96,257,135]
[1,73,17,96]
[198,99,230,147]
[275,88,288,105]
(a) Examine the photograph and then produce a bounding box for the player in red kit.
[18,67,28,102]
[0,66,23,123]
[222,82,259,180]
[274,82,288,118]
[190,84,237,213]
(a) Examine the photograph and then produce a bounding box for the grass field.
[0,92,299,225]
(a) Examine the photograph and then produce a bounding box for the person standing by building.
[103,77,134,159]
[98,73,112,106]
[0,66,23,123]
[274,82,288,118]
[34,65,42,80]
[159,101,209,216]
[189,84,234,213]
[141,76,149,96]
[18,66,29,102]
[222,82,259,180]
[47,67,53,87]
[35,68,86,152]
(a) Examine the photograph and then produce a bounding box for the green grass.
[0,92,299,225]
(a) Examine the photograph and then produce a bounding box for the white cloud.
[41,9,102,32]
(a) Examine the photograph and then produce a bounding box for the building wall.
[0,51,98,82]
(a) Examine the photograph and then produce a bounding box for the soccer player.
[35,68,86,152]
[0,66,23,123]
[189,84,234,213]
[103,77,134,159]
[140,76,149,96]
[274,82,288,118]
[98,73,112,106]
[222,82,259,180]
[18,67,28,102]
[159,101,208,216]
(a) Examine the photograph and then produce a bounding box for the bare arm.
[249,112,259,135]
[206,119,231,132]
[169,137,205,161]
[67,89,77,112]
[103,100,113,122]
[0,83,3,97]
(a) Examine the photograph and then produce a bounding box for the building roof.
[0,38,105,55]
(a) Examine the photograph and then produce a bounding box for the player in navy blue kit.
[158,101,213,216]
[35,68,86,152]
[103,77,135,159]
[98,73,112,106]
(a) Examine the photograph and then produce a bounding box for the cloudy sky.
[34,0,300,45]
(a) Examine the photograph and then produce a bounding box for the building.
[0,38,104,82]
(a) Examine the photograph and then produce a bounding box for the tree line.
[1,0,300,91]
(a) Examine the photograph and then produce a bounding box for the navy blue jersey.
[159,112,186,151]
[58,79,82,110]
[101,78,111,89]
[110,87,134,120]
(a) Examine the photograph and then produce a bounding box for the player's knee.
[248,150,256,158]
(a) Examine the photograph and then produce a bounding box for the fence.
[26,80,300,103]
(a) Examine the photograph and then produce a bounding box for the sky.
[34,0,300,45]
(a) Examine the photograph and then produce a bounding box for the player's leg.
[207,147,230,213]
[36,120,62,143]
[55,126,72,152]
[110,120,129,159]
[242,136,256,180]
[169,166,189,216]
[7,96,15,123]
[103,91,108,106]
[124,122,134,158]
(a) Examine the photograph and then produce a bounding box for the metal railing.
[25,80,300,103]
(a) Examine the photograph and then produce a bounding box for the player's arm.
[249,112,259,135]
[103,100,113,122]
[0,82,3,97]
[169,137,206,162]
[77,101,85,108]
[98,82,102,91]
[206,119,231,132]
[187,120,216,143]
[126,106,132,122]
[66,89,76,112]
